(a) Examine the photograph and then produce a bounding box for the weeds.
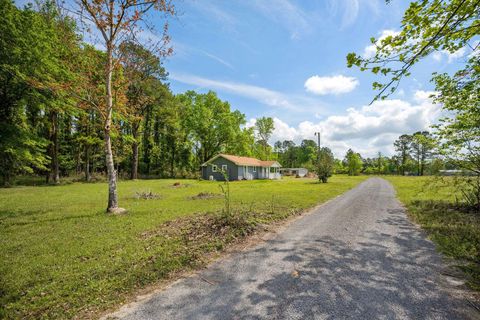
[218,171,231,217]
[134,190,161,200]
[189,192,222,200]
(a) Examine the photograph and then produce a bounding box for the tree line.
[274,130,448,179]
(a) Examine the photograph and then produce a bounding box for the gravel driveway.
[107,178,477,320]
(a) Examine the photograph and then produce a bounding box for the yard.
[386,176,480,291]
[0,176,366,319]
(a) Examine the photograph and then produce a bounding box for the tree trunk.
[170,141,175,178]
[416,153,421,176]
[143,106,151,175]
[51,111,60,184]
[131,130,139,180]
[47,110,60,184]
[105,47,119,212]
[85,144,91,182]
[130,122,139,180]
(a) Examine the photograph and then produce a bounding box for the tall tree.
[179,91,249,165]
[376,152,384,174]
[119,41,167,179]
[72,0,175,212]
[410,131,434,176]
[317,147,334,183]
[394,134,412,175]
[255,117,274,159]
[345,149,363,176]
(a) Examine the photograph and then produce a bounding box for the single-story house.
[280,168,308,177]
[201,154,282,181]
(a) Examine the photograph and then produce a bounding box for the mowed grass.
[0,175,366,319]
[385,176,480,290]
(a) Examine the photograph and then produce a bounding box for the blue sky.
[156,0,471,157]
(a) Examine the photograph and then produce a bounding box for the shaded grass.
[0,175,366,319]
[385,176,480,291]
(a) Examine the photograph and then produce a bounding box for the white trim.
[212,164,218,172]
[222,164,227,172]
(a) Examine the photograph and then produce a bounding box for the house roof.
[202,154,281,167]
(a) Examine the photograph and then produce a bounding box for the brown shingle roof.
[203,154,281,167]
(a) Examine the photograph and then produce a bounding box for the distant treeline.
[274,130,453,176]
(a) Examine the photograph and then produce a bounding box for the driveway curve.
[107,178,477,320]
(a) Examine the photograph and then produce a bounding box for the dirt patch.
[170,182,190,189]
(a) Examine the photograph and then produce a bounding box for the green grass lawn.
[0,175,366,319]
[386,176,480,291]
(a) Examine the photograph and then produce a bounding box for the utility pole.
[315,131,321,161]
[315,131,321,151]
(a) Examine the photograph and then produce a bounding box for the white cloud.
[432,47,467,63]
[198,50,234,70]
[326,0,381,29]
[432,51,442,62]
[189,1,237,31]
[170,73,327,112]
[363,29,400,59]
[341,0,360,28]
[249,0,310,39]
[304,75,359,95]
[251,90,441,158]
[446,47,466,62]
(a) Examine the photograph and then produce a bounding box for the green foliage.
[0,176,367,318]
[178,90,254,165]
[317,147,334,183]
[255,117,275,159]
[410,131,435,176]
[0,0,62,184]
[347,0,480,101]
[345,149,363,176]
[432,54,480,210]
[274,139,318,170]
[394,134,413,175]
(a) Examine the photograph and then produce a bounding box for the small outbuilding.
[201,154,281,181]
[280,168,309,178]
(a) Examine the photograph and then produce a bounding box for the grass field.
[0,175,366,319]
[386,176,480,291]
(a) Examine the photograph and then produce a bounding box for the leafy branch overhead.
[347,0,480,102]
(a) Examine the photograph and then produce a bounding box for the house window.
[222,164,227,172]
[212,164,218,172]
[253,166,256,172]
